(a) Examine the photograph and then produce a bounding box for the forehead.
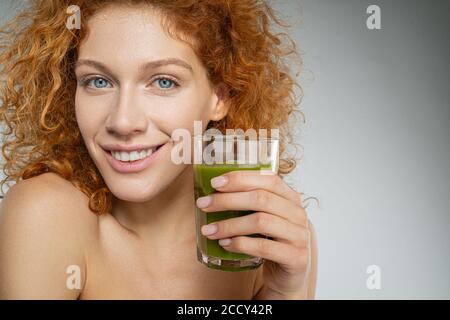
[78,4,199,70]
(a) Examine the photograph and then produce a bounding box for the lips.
[103,143,166,173]
[101,143,164,153]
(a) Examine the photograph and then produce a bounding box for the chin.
[103,163,188,203]
[110,188,161,203]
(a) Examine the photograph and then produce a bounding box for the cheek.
[75,91,87,134]
[154,97,211,134]
[74,90,102,140]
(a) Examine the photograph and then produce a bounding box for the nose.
[105,85,148,137]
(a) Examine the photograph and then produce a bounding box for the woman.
[0,0,317,299]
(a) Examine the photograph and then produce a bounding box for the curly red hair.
[0,0,306,215]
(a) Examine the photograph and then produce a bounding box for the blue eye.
[83,77,111,89]
[80,76,179,91]
[154,77,179,90]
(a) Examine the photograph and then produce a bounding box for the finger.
[209,170,302,207]
[218,236,309,273]
[196,189,308,227]
[201,211,310,248]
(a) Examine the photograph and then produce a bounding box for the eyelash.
[80,76,181,91]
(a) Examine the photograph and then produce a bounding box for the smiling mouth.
[101,142,166,174]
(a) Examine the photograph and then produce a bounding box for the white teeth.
[120,151,130,161]
[129,151,140,161]
[112,151,121,161]
[111,148,155,162]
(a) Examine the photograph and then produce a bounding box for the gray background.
[1,0,449,299]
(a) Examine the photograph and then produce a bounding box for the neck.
[110,165,197,246]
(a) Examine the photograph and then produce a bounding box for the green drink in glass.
[193,134,279,271]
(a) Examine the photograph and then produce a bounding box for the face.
[74,4,228,202]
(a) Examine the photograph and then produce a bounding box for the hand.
[196,170,312,299]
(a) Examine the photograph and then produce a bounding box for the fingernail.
[211,176,228,188]
[201,224,218,236]
[219,238,232,246]
[196,196,212,208]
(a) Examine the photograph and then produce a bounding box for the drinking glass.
[193,133,279,271]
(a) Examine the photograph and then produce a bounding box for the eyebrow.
[74,58,194,79]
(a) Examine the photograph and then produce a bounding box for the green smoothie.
[194,161,273,262]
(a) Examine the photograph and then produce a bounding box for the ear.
[209,84,230,122]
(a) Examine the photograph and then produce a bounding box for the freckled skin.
[73,4,255,299]
[0,3,260,299]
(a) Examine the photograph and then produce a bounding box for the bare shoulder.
[0,172,99,238]
[0,172,99,299]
